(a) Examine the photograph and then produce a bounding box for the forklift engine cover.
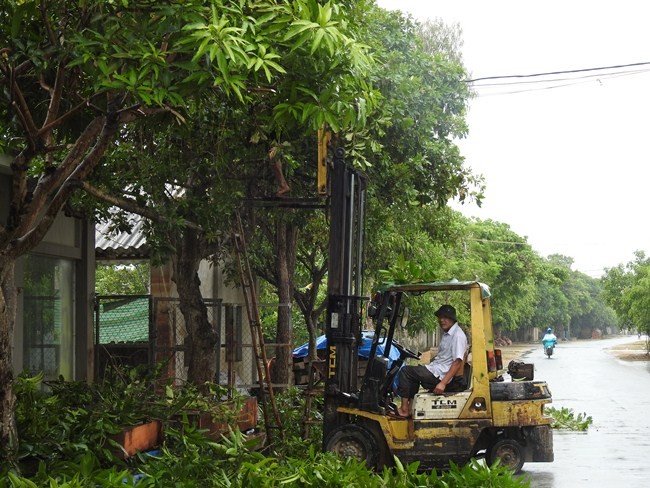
[413,391,471,420]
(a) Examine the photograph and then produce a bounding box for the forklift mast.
[323,147,367,442]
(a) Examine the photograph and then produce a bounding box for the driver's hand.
[434,382,446,394]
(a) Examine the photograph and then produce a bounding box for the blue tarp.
[293,331,402,367]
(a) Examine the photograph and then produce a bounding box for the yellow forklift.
[321,154,554,473]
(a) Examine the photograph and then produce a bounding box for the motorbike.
[542,340,555,358]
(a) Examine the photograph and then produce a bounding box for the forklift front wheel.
[324,424,379,470]
[487,438,525,474]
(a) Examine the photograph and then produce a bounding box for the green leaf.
[310,28,326,55]
[295,86,319,101]
[283,20,318,41]
[262,65,272,83]
[264,60,286,75]
[216,50,229,81]
[289,30,312,53]
[191,37,211,62]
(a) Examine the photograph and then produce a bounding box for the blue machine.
[293,331,402,367]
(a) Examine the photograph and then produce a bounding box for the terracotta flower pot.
[111,419,162,458]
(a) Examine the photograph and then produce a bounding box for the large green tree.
[91,0,375,389]
[556,261,616,339]
[526,255,571,336]
[603,251,650,338]
[1,0,363,460]
[95,263,150,296]
[253,6,481,366]
[457,219,541,331]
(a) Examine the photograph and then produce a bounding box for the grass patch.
[609,340,647,351]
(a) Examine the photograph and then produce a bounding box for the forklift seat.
[459,361,472,390]
[445,361,471,392]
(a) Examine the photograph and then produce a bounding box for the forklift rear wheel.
[324,424,379,470]
[487,438,525,473]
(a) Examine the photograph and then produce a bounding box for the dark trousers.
[396,365,465,399]
[396,365,441,399]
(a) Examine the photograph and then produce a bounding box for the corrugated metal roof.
[95,187,185,261]
[95,219,150,260]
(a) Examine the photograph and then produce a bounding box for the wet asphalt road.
[517,336,650,487]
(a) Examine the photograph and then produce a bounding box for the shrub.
[4,371,530,487]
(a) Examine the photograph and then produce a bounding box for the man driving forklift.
[396,305,467,417]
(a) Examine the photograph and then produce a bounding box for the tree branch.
[313,294,328,318]
[252,262,278,289]
[37,94,103,137]
[116,105,174,124]
[0,56,32,80]
[7,116,119,259]
[39,67,65,168]
[19,117,105,238]
[8,151,33,233]
[0,56,31,111]
[39,0,58,46]
[42,64,66,130]
[10,80,40,146]
[79,182,203,232]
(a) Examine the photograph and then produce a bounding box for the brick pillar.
[150,263,176,381]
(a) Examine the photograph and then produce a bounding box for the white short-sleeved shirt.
[425,322,467,380]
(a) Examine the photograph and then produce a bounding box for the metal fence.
[94,295,292,390]
[150,297,222,387]
[94,295,152,379]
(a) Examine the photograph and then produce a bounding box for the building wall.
[1,162,94,383]
[210,258,256,388]
[205,258,256,387]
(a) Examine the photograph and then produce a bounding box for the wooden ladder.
[301,358,324,439]
[232,211,284,443]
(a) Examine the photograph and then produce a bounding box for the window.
[23,255,75,380]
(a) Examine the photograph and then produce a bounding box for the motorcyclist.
[542,327,557,352]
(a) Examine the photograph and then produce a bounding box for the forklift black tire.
[487,438,525,474]
[324,424,379,470]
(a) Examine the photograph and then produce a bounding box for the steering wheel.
[393,341,420,360]
[402,346,421,360]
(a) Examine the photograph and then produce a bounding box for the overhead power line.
[474,70,650,96]
[472,67,650,87]
[465,61,650,83]
[465,238,528,246]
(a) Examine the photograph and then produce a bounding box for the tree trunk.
[0,262,17,464]
[294,273,327,389]
[295,275,326,364]
[171,229,219,390]
[0,114,119,465]
[271,220,297,389]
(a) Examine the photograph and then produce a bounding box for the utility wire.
[472,68,650,87]
[472,69,650,97]
[465,61,650,83]
[465,238,529,246]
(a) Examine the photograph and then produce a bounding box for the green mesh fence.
[97,296,150,344]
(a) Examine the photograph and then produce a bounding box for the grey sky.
[377,0,650,277]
